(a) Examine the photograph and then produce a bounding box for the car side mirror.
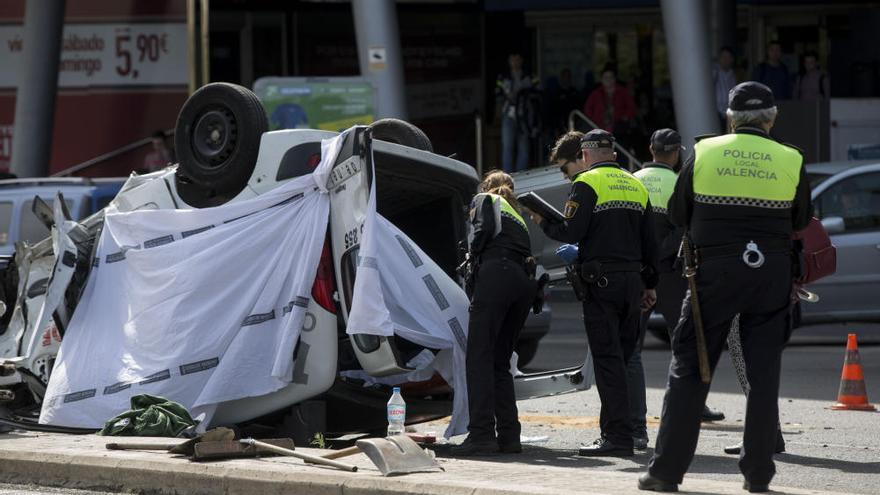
[821,216,845,235]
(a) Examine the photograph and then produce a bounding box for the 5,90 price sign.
[0,23,188,88]
[115,28,172,79]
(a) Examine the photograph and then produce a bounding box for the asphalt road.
[427,295,880,494]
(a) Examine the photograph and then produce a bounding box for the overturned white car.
[0,83,590,438]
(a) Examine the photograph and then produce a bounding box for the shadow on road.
[776,453,880,475]
[624,451,880,477]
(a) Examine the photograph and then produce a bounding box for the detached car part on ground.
[0,83,591,435]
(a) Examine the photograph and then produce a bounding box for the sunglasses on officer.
[557,161,577,182]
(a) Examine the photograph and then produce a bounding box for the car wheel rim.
[192,108,237,168]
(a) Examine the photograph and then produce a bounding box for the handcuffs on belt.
[581,261,609,288]
[742,240,765,268]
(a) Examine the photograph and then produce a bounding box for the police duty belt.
[694,238,792,269]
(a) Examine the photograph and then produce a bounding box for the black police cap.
[728,81,775,111]
[580,129,615,149]
[650,128,683,152]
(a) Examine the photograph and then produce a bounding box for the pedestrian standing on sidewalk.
[497,54,534,173]
[639,82,812,493]
[451,170,537,456]
[528,129,658,457]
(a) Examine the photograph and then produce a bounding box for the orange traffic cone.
[831,334,876,411]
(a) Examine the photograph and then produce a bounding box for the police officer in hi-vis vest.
[632,129,726,444]
[640,82,812,493]
[634,129,686,334]
[529,129,659,457]
[452,170,537,457]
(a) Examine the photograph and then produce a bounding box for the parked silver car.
[802,162,880,325]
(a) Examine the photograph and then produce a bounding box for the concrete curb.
[0,433,853,495]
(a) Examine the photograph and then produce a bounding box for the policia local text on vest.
[642,82,812,494]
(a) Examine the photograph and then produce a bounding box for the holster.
[532,273,550,314]
[580,260,604,284]
[457,256,477,299]
[565,264,587,301]
[525,256,537,280]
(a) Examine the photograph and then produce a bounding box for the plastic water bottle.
[386,387,406,436]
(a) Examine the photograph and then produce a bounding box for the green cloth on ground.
[99,394,197,437]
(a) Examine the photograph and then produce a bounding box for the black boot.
[578,437,633,457]
[498,437,522,454]
[723,431,786,455]
[701,405,725,422]
[638,473,678,492]
[450,436,499,456]
[743,481,770,493]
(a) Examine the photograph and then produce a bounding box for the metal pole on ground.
[660,0,721,149]
[352,0,408,120]
[10,0,66,178]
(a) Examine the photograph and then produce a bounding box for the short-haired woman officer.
[451,170,536,456]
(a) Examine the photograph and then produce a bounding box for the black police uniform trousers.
[466,257,535,443]
[584,271,642,448]
[627,269,685,438]
[649,252,792,485]
[655,270,688,337]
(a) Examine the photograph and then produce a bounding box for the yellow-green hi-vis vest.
[488,193,529,233]
[573,166,649,213]
[634,166,677,215]
[693,133,802,208]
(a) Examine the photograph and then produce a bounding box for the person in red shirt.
[583,66,637,133]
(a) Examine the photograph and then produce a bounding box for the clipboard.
[517,191,565,224]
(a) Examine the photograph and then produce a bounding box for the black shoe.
[638,473,678,492]
[578,438,633,457]
[633,436,649,450]
[498,439,522,454]
[702,405,725,422]
[723,436,786,456]
[744,482,770,493]
[450,436,499,456]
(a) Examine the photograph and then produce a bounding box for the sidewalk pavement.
[0,432,852,495]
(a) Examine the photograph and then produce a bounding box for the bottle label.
[387,405,406,422]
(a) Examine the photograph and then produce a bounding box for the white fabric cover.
[39,127,471,436]
[40,173,329,428]
[346,170,470,438]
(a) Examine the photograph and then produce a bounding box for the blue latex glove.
[555,244,579,264]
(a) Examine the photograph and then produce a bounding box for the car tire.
[515,338,540,368]
[174,82,268,196]
[369,118,433,152]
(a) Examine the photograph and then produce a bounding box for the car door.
[324,128,417,377]
[805,168,880,323]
